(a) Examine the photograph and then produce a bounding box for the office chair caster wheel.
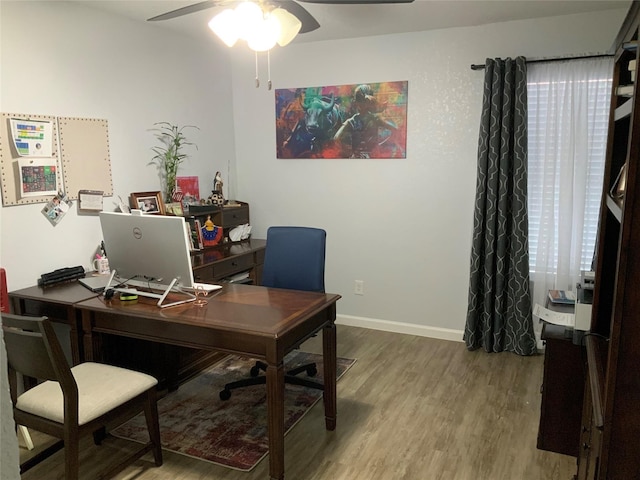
[219,389,231,401]
[250,365,261,377]
[307,365,318,377]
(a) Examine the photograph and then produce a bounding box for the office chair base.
[219,361,322,400]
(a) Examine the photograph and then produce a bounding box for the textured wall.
[231,9,627,338]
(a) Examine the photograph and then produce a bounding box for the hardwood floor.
[19,325,576,480]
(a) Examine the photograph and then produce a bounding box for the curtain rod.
[470,53,614,70]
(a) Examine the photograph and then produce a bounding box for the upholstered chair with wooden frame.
[219,226,326,400]
[2,313,163,480]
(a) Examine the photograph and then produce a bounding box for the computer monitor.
[99,211,196,307]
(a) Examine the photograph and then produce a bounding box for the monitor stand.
[106,270,196,308]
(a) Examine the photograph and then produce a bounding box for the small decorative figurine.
[209,171,225,207]
[213,171,223,193]
[201,215,223,247]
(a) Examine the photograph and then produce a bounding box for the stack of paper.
[533,304,575,327]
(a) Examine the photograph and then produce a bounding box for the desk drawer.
[222,206,249,226]
[194,252,254,282]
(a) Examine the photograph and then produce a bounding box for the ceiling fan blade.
[147,0,221,21]
[298,0,413,3]
[273,0,320,34]
[147,0,321,35]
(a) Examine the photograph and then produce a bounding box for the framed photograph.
[130,191,165,215]
[165,202,184,216]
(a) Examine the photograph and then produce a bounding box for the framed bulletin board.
[0,114,113,206]
[0,113,61,206]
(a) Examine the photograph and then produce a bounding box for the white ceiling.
[75,0,632,45]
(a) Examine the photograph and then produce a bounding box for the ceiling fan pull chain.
[267,50,272,91]
[255,51,260,88]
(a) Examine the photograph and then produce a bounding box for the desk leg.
[80,310,101,362]
[266,361,285,480]
[66,305,83,365]
[323,322,337,431]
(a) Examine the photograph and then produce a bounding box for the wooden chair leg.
[63,426,80,480]
[18,425,34,450]
[144,391,163,466]
[93,426,107,445]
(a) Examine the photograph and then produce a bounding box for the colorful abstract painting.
[275,81,408,159]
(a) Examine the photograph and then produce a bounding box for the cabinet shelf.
[615,98,633,120]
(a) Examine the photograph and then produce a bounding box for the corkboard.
[0,114,113,206]
[59,116,112,199]
[0,113,60,206]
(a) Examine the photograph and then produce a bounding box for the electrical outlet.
[354,280,364,295]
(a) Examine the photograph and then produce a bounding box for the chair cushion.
[16,362,157,425]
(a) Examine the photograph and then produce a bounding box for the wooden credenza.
[537,322,584,458]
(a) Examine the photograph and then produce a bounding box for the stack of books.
[548,290,576,305]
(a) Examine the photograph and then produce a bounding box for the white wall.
[0,1,235,290]
[231,9,627,340]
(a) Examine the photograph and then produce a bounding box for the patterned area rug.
[112,351,355,471]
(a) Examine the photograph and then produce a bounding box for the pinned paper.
[10,118,53,157]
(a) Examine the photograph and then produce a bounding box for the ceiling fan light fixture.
[234,1,264,41]
[271,8,301,47]
[247,15,279,52]
[208,9,240,47]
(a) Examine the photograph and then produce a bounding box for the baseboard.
[336,314,464,343]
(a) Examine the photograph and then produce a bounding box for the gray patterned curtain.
[464,57,536,356]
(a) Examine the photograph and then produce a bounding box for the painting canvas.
[276,81,408,159]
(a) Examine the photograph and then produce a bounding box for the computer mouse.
[104,288,115,300]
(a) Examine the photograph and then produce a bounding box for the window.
[527,57,612,297]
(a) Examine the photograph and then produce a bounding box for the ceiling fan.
[148,0,415,35]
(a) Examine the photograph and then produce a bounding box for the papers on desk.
[184,282,222,293]
[533,304,575,327]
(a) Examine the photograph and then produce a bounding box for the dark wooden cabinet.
[537,323,584,458]
[577,2,640,478]
[191,238,266,285]
[187,201,251,246]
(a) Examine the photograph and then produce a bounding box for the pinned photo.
[42,191,72,226]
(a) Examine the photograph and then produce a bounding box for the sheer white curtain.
[527,57,613,311]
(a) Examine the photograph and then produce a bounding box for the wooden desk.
[9,282,97,365]
[9,239,267,389]
[76,283,341,480]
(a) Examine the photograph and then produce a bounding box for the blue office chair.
[219,226,326,400]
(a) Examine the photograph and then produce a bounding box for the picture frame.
[165,202,184,216]
[130,191,165,215]
[78,189,104,213]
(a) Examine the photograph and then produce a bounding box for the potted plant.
[149,122,199,201]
